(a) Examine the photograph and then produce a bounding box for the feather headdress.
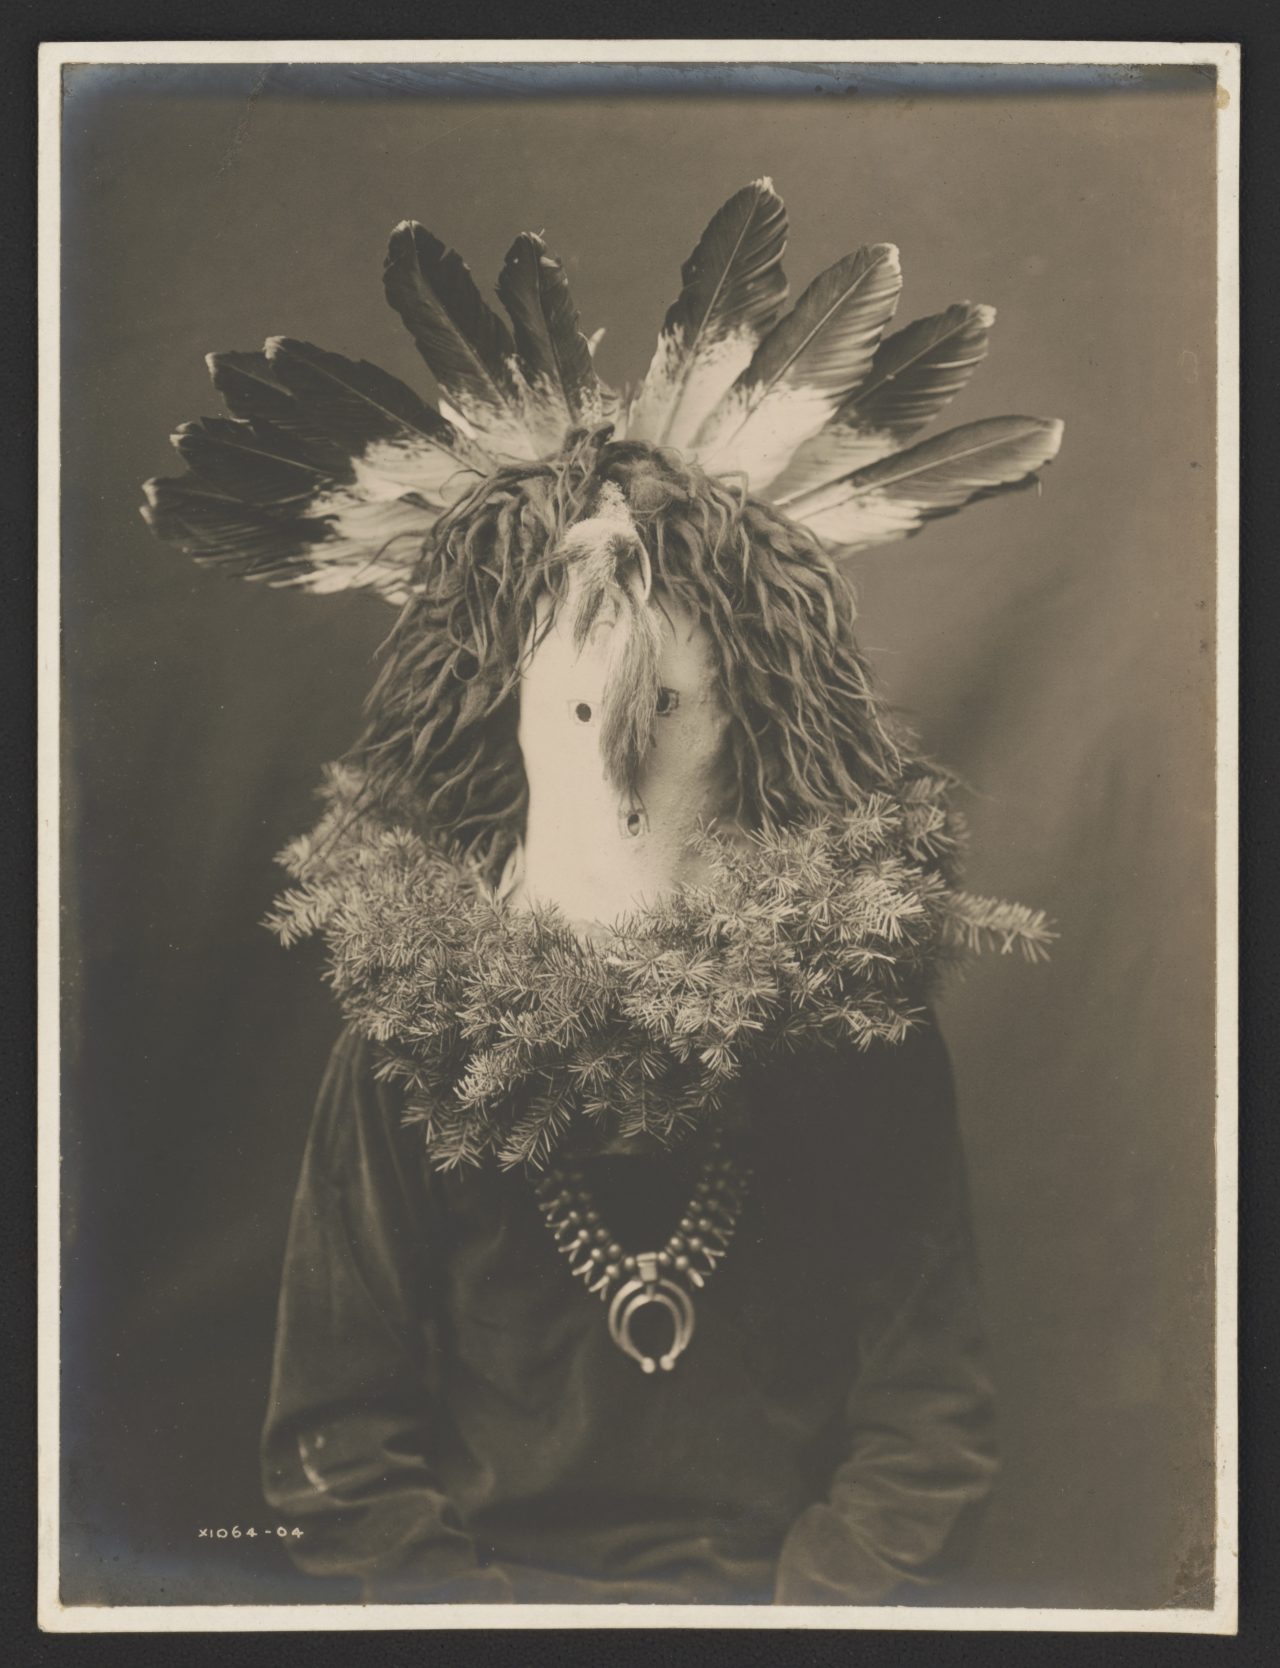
[140,182,1063,1164]
[141,179,1062,603]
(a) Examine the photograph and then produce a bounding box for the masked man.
[144,181,1061,1605]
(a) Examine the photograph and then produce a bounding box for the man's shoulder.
[748,1020,960,1181]
[760,1017,954,1109]
[310,1027,421,1170]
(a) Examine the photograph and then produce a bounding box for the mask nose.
[558,495,663,798]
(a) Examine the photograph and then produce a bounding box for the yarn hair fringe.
[347,427,907,883]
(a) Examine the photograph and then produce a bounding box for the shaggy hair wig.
[350,426,908,881]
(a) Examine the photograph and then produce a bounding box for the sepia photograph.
[39,40,1238,1632]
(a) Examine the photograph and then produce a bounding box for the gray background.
[60,65,1219,1607]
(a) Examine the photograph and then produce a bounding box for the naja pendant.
[533,1140,750,1373]
[607,1252,696,1373]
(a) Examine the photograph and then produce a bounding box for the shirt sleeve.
[773,1022,999,1606]
[260,1027,515,1602]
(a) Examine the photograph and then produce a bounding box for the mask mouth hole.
[570,701,594,724]
[621,806,648,839]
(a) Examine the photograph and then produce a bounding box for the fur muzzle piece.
[562,484,664,795]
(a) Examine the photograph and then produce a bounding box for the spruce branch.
[270,764,1052,1167]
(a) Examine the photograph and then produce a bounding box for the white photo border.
[36,37,1240,1636]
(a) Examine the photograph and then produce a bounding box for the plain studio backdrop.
[58,65,1218,1609]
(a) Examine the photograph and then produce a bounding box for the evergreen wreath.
[268,763,1052,1171]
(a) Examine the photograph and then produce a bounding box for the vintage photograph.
[41,43,1237,1630]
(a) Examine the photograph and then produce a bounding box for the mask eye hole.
[569,701,594,724]
[655,687,680,717]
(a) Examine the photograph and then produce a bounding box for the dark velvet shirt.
[261,1022,997,1605]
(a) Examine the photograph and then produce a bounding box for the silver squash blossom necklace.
[533,1136,751,1374]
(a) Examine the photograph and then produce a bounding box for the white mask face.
[511,585,735,929]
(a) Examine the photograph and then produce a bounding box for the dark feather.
[628,178,788,448]
[265,337,453,450]
[171,416,349,509]
[205,351,351,471]
[141,477,321,567]
[383,221,528,451]
[854,302,996,435]
[497,233,603,446]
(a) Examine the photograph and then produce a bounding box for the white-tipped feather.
[303,496,438,597]
[788,416,1064,550]
[346,442,480,507]
[383,220,541,461]
[693,243,902,489]
[626,179,788,450]
[140,466,438,601]
[770,302,996,503]
[263,336,494,507]
[497,233,609,455]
